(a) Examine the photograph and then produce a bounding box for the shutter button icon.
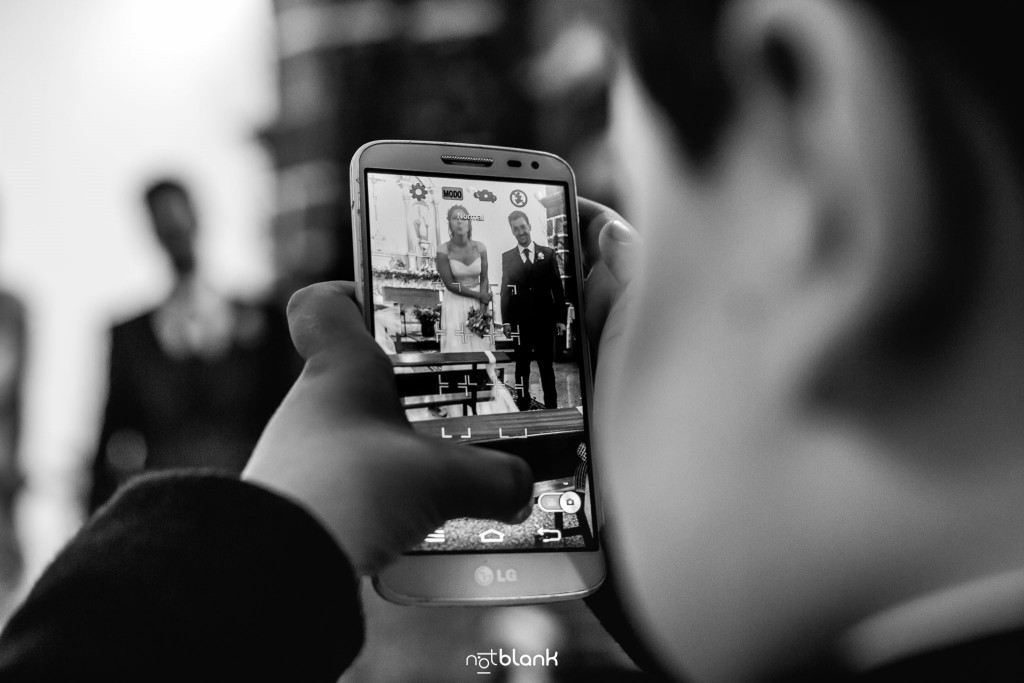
[558,492,581,514]
[538,492,582,514]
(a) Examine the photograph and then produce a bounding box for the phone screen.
[362,170,597,554]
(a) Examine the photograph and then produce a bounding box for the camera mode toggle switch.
[537,491,582,514]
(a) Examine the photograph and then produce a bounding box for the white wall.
[0,0,277,585]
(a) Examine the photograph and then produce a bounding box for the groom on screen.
[500,210,566,410]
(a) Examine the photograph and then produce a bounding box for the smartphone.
[350,140,605,604]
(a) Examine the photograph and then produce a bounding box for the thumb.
[431,445,533,523]
[597,218,641,287]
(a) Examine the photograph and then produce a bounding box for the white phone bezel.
[350,140,605,605]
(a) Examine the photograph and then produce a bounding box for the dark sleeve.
[0,471,364,682]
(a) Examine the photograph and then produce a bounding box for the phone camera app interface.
[364,172,595,554]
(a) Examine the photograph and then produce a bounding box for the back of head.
[623,1,1024,165]
[595,1,1024,680]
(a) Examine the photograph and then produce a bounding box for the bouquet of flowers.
[466,306,493,338]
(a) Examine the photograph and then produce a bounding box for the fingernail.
[604,219,633,244]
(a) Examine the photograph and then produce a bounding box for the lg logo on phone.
[475,566,517,586]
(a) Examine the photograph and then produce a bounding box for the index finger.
[579,196,625,226]
[579,197,627,274]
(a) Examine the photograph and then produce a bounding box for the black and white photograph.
[1,0,1023,681]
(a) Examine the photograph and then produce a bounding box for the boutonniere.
[537,251,545,261]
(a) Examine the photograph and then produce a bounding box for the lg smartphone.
[350,140,604,604]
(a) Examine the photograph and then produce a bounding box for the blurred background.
[0,0,637,679]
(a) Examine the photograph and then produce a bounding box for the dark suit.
[89,301,300,512]
[500,243,566,409]
[0,291,26,593]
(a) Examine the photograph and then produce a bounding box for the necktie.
[523,247,531,264]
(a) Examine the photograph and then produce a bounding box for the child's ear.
[716,0,936,390]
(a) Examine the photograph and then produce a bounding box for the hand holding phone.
[243,281,532,576]
[351,140,605,604]
[577,198,641,359]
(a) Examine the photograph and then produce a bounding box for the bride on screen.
[435,204,517,414]
[436,204,493,353]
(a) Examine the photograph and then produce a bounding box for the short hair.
[620,1,1024,164]
[507,210,530,227]
[446,204,473,240]
[615,1,1024,359]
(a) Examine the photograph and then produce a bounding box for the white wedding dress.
[438,257,517,415]
[440,258,491,353]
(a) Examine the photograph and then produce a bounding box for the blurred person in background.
[0,202,26,613]
[88,179,299,511]
[3,0,1024,681]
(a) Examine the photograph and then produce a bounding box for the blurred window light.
[279,0,400,56]
[530,22,611,98]
[278,0,503,57]
[407,0,503,44]
[277,160,342,215]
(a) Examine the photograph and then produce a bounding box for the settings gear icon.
[409,182,428,201]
